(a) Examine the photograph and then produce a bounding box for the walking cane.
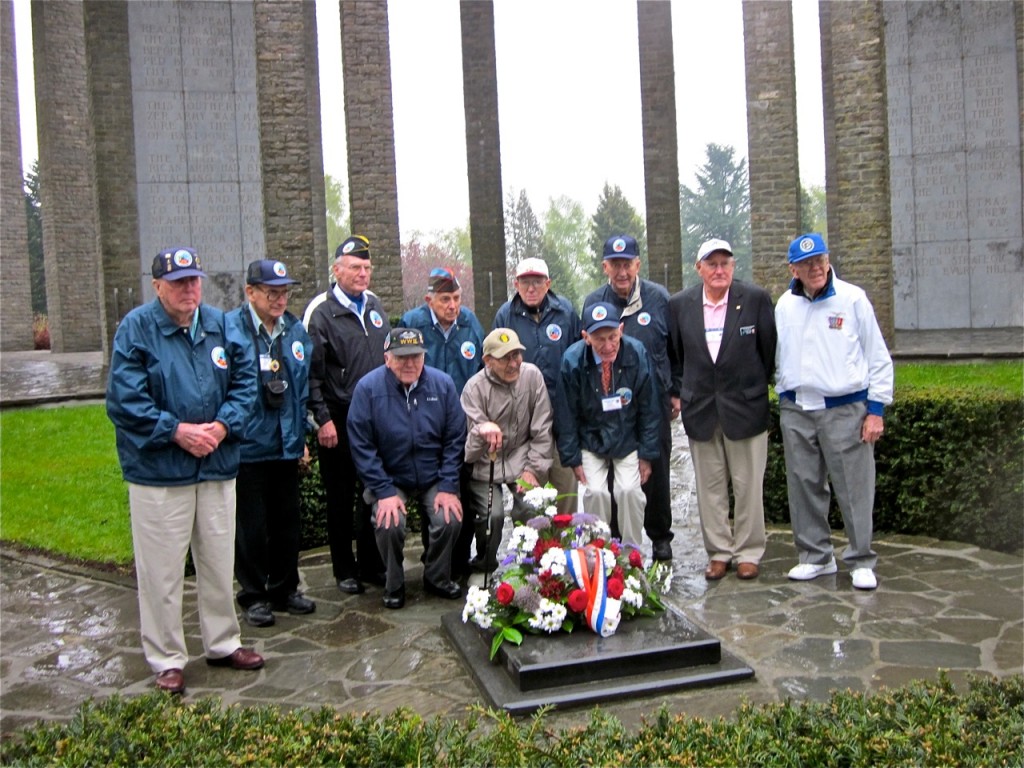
[484,452,496,590]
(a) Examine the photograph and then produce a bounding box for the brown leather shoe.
[704,560,729,580]
[155,668,185,694]
[206,647,264,670]
[736,562,760,580]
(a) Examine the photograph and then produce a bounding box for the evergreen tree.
[324,173,349,265]
[540,196,594,312]
[800,184,828,240]
[680,143,751,284]
[503,189,543,297]
[590,182,647,279]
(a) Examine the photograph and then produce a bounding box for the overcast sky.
[14,0,824,238]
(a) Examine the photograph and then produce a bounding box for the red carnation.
[609,541,621,556]
[607,577,625,599]
[495,582,515,605]
[629,549,643,568]
[611,565,625,582]
[567,589,588,613]
[552,514,574,527]
[591,538,606,549]
[533,538,561,560]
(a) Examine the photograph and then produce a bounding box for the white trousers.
[580,449,646,550]
[129,480,242,672]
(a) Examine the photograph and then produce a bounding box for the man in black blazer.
[667,239,777,581]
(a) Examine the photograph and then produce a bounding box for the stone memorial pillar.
[31,0,107,353]
[638,1,683,295]
[1,0,33,351]
[460,0,505,325]
[340,0,402,313]
[742,0,802,298]
[884,0,1022,333]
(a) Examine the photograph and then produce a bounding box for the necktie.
[601,359,613,395]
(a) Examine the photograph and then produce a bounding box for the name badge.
[705,328,724,345]
[259,354,273,372]
[602,395,623,412]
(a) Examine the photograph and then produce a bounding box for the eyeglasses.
[703,261,734,272]
[517,277,547,288]
[257,287,291,302]
[342,263,373,273]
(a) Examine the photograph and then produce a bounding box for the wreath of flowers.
[461,484,673,659]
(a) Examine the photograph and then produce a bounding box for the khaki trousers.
[580,449,646,551]
[129,480,242,672]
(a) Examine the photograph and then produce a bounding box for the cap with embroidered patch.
[428,267,460,294]
[335,235,371,260]
[483,328,525,358]
[788,233,828,263]
[584,302,622,333]
[152,247,206,280]
[697,238,733,262]
[247,259,299,286]
[385,327,426,356]
[602,235,639,260]
[515,257,549,278]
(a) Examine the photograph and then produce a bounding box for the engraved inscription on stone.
[231,2,257,93]
[966,149,1023,240]
[133,92,187,184]
[135,182,191,288]
[235,92,261,182]
[180,3,234,92]
[915,241,970,329]
[963,55,1020,149]
[969,239,1024,328]
[962,2,1016,56]
[185,92,239,182]
[885,64,912,158]
[913,153,967,243]
[888,157,915,245]
[910,60,965,155]
[189,183,243,272]
[906,2,963,65]
[240,182,266,261]
[128,2,182,92]
[882,4,909,67]
[892,245,917,330]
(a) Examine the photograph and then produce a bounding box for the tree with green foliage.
[680,143,751,284]
[324,174,349,263]
[24,161,45,314]
[801,184,828,240]
[503,189,544,296]
[590,182,647,277]
[539,196,597,311]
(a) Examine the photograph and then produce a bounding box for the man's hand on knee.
[375,495,406,529]
[435,491,462,524]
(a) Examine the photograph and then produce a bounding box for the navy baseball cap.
[584,302,622,333]
[788,233,828,263]
[602,235,639,260]
[152,247,206,280]
[335,235,371,260]
[246,259,299,286]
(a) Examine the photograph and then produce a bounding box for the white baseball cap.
[515,257,549,278]
[697,239,733,262]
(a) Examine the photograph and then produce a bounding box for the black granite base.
[442,606,754,715]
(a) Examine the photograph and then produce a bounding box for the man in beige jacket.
[461,328,554,572]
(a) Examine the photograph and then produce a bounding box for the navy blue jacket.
[555,335,661,467]
[227,306,311,462]
[492,291,581,401]
[585,279,671,400]
[106,300,257,486]
[347,364,466,500]
[399,304,484,396]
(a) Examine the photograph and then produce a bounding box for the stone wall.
[0,0,33,351]
[742,0,802,299]
[638,1,682,295]
[460,0,505,326]
[340,0,402,315]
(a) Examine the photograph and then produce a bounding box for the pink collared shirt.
[702,288,729,362]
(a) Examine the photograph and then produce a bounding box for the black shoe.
[337,577,365,594]
[243,601,275,628]
[382,586,405,609]
[423,579,462,600]
[272,592,316,615]
[652,540,673,562]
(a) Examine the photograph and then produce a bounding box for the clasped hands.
[173,421,227,458]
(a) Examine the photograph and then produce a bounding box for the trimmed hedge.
[764,389,1024,553]
[3,674,1021,766]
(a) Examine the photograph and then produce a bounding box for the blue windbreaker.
[399,304,484,396]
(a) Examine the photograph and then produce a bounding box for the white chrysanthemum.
[527,598,567,632]
[625,574,642,592]
[508,526,539,558]
[466,585,491,610]
[471,611,494,629]
[601,549,616,571]
[543,504,557,517]
[522,485,557,511]
[539,547,567,575]
[621,587,643,608]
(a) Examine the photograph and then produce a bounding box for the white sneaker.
[851,568,878,590]
[787,557,838,581]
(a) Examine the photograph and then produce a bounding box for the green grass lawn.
[0,403,133,565]
[895,359,1022,395]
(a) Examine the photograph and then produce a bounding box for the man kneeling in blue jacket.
[348,328,466,609]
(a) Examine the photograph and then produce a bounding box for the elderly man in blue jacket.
[555,302,661,554]
[106,247,262,696]
[227,259,316,628]
[347,328,466,609]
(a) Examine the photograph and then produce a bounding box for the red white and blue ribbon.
[565,546,614,637]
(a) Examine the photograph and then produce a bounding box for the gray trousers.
[465,480,530,571]
[779,399,878,570]
[366,484,460,592]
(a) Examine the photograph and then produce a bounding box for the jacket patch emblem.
[637,312,651,326]
[546,324,562,341]
[739,325,756,336]
[369,310,383,328]
[616,387,633,406]
[292,341,305,361]
[211,346,228,369]
[828,314,845,330]
[461,341,476,359]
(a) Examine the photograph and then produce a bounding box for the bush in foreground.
[3,674,1021,766]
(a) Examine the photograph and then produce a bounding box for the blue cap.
[247,259,299,286]
[335,235,370,260]
[152,247,205,280]
[584,302,622,333]
[788,233,828,263]
[602,235,639,260]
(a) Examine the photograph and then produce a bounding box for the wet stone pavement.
[1,421,1022,739]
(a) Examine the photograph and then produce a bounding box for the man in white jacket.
[775,233,893,591]
[461,328,554,572]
